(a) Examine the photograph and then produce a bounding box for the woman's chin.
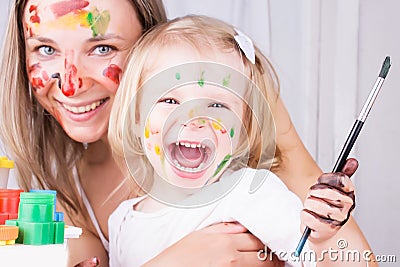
[64,126,107,144]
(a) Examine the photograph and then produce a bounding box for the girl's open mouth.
[169,141,214,174]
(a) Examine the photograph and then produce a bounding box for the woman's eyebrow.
[87,34,125,42]
[26,36,56,44]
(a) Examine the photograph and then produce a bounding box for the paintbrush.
[294,56,391,257]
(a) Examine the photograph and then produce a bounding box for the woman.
[0,0,373,266]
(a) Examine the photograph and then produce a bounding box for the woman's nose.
[58,50,88,97]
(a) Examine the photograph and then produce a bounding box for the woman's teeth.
[63,99,105,114]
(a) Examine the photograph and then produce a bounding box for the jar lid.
[0,156,14,169]
[0,225,19,241]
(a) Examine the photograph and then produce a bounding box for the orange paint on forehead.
[29,5,41,23]
[50,0,89,18]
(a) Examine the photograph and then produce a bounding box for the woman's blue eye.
[93,46,112,55]
[38,46,55,56]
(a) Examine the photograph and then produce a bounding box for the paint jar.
[6,192,65,245]
[0,189,24,224]
[0,157,14,188]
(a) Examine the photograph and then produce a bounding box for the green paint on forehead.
[222,74,231,87]
[87,8,110,37]
[198,71,205,87]
[175,73,181,80]
[212,154,232,177]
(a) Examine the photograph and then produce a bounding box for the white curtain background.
[1,0,399,262]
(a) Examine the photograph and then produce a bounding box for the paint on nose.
[62,51,82,97]
[62,61,77,97]
[103,64,122,85]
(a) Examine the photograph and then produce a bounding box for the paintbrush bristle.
[379,56,391,78]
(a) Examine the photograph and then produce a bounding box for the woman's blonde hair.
[109,15,281,187]
[0,0,167,223]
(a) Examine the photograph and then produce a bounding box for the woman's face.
[24,0,142,143]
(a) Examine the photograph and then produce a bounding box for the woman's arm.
[143,223,284,267]
[60,204,109,267]
[271,97,377,266]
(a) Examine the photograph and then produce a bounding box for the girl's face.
[140,44,248,189]
[24,0,142,143]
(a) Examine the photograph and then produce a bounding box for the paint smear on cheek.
[50,0,89,18]
[29,63,50,91]
[212,119,227,134]
[103,64,122,85]
[145,120,151,139]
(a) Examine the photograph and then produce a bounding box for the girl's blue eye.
[93,46,112,55]
[38,46,55,56]
[209,103,226,108]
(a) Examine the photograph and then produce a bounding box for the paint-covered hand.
[300,158,357,243]
[73,257,99,267]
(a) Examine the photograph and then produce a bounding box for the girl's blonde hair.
[0,0,167,223]
[109,15,281,187]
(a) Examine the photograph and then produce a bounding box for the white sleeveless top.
[74,169,109,252]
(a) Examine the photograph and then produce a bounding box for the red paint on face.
[31,77,44,89]
[50,0,89,18]
[29,5,41,23]
[102,64,122,85]
[61,51,78,97]
[28,63,47,90]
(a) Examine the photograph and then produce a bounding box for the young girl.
[108,15,358,266]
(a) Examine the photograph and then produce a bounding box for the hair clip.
[234,28,256,64]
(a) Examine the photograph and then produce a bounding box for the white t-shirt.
[109,168,313,267]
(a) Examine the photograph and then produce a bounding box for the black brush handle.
[332,120,364,172]
[295,120,364,257]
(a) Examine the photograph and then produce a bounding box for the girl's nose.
[184,118,206,129]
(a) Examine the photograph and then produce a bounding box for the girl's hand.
[301,158,358,243]
[144,222,284,267]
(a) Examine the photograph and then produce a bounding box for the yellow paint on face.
[188,109,194,118]
[53,10,90,29]
[212,119,223,131]
[144,120,150,139]
[154,145,161,155]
